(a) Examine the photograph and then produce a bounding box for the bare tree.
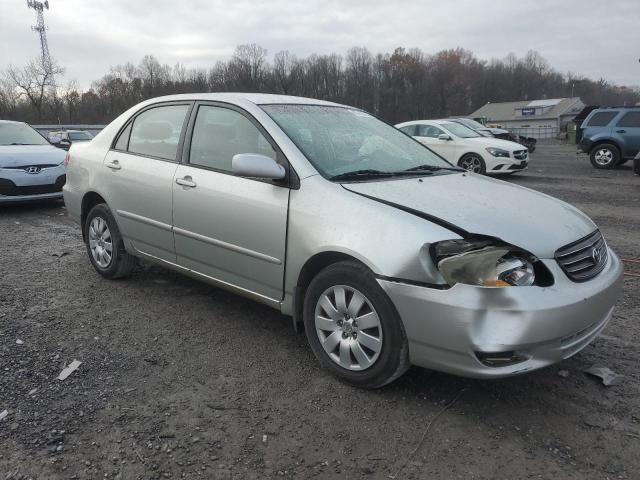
[6,55,64,117]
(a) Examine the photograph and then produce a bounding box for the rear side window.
[114,123,131,151]
[616,111,640,128]
[586,112,617,127]
[127,105,190,160]
[189,105,276,172]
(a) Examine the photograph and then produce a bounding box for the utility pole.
[26,0,53,73]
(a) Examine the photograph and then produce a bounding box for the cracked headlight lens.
[432,239,536,287]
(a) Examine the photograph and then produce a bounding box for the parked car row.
[1,95,625,388]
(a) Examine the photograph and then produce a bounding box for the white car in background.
[396,119,528,174]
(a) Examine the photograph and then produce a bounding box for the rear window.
[616,111,640,128]
[586,112,617,127]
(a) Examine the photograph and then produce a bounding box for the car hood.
[488,127,510,135]
[0,145,66,167]
[342,173,596,258]
[466,136,526,151]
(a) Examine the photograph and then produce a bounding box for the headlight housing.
[486,147,510,158]
[431,238,550,287]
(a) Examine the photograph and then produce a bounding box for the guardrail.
[507,126,559,139]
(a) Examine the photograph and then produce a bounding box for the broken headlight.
[431,238,537,287]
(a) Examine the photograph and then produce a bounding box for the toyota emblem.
[25,166,41,174]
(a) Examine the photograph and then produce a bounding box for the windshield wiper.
[402,164,464,173]
[329,169,395,181]
[7,143,38,146]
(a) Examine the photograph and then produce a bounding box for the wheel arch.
[292,251,372,330]
[458,150,484,163]
[589,139,621,155]
[80,191,108,242]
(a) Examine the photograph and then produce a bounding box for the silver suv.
[63,93,622,387]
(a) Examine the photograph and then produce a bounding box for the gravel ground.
[1,142,639,480]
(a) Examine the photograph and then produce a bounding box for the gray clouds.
[1,0,638,88]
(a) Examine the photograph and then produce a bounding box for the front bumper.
[486,153,529,174]
[0,191,63,203]
[0,165,65,203]
[379,248,623,378]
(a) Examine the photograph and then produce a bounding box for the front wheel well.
[293,252,369,329]
[81,192,107,242]
[589,140,620,154]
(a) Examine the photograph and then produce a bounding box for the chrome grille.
[513,150,528,160]
[555,230,608,282]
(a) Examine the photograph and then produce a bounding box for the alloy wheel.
[88,217,113,268]
[460,155,482,173]
[594,148,613,166]
[314,285,383,371]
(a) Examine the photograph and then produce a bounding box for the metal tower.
[26,0,52,70]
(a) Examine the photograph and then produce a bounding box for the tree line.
[1,44,638,126]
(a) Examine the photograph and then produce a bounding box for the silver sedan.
[63,94,622,388]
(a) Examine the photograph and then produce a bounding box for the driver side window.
[189,105,276,172]
[417,124,445,138]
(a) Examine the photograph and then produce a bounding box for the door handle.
[106,160,121,170]
[616,130,626,134]
[175,176,197,188]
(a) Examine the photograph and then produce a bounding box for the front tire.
[85,204,136,279]
[634,156,640,176]
[303,261,409,389]
[590,144,620,169]
[458,153,486,174]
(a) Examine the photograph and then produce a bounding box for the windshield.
[440,122,481,139]
[0,123,49,146]
[455,118,486,130]
[68,131,93,141]
[261,105,454,179]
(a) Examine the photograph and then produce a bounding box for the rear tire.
[590,144,620,169]
[458,153,486,174]
[303,261,409,389]
[85,204,136,279]
[634,156,640,176]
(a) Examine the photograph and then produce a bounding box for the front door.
[414,124,458,162]
[172,103,289,302]
[102,102,191,261]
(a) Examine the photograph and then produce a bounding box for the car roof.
[145,92,346,107]
[0,120,27,126]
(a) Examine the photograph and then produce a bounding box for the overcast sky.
[1,0,638,89]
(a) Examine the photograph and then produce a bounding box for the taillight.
[63,152,70,166]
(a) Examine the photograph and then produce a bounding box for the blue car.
[579,107,640,169]
[0,120,67,203]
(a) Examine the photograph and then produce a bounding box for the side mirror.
[49,135,62,144]
[438,134,452,141]
[232,153,286,180]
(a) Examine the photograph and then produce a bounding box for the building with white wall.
[469,98,585,138]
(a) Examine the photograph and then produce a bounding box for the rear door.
[102,102,192,262]
[614,111,640,158]
[171,103,290,302]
